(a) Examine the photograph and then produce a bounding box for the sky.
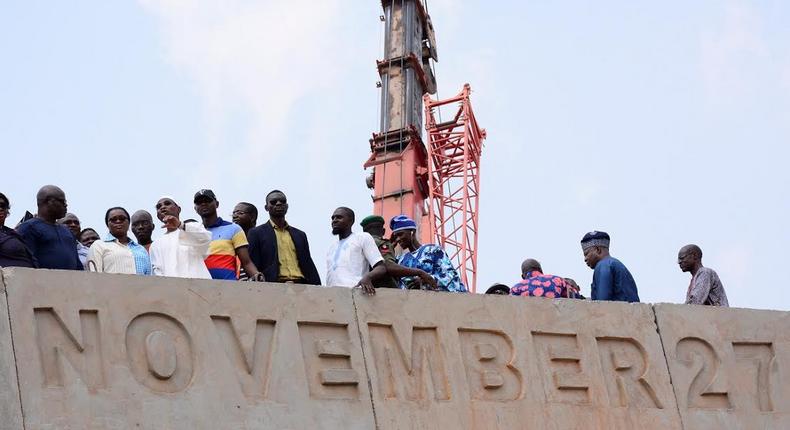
[1,1,788,310]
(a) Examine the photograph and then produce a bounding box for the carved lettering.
[733,342,775,412]
[532,332,590,404]
[675,337,730,409]
[34,308,105,389]
[368,324,450,401]
[298,322,359,400]
[596,337,663,409]
[145,331,177,379]
[458,328,522,401]
[210,316,276,399]
[126,313,194,393]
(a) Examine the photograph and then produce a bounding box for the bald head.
[131,210,155,246]
[678,244,703,274]
[36,185,64,205]
[36,185,67,222]
[521,258,542,276]
[680,244,702,259]
[131,210,153,224]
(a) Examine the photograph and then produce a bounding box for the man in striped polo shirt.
[194,189,261,281]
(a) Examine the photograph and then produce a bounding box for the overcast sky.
[2,1,788,309]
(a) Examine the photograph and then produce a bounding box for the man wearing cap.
[390,215,466,292]
[194,189,260,281]
[247,190,321,285]
[581,231,639,302]
[360,215,436,290]
[149,196,213,279]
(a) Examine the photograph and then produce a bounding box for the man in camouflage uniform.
[360,215,399,289]
[361,215,437,290]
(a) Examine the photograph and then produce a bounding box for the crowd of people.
[0,185,728,307]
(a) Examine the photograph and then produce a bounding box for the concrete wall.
[0,268,786,429]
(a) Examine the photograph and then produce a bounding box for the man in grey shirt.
[677,244,729,307]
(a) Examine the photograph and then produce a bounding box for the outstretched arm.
[383,261,438,289]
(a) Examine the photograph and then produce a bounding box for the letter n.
[34,308,105,389]
[368,323,450,401]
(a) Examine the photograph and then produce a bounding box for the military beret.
[581,231,610,250]
[360,215,385,228]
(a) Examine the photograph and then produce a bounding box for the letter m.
[34,308,105,389]
[367,324,450,401]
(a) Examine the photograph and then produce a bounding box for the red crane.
[424,85,486,292]
[365,0,485,292]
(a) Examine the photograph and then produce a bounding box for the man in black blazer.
[247,190,321,285]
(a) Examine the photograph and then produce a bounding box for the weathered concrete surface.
[353,289,681,430]
[2,268,374,430]
[0,270,23,430]
[655,303,790,429]
[3,268,790,429]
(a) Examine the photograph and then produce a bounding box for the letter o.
[126,313,194,393]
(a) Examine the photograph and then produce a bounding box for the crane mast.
[365,1,486,292]
[364,0,437,243]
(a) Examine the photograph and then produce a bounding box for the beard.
[332,227,341,235]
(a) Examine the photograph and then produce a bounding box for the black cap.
[485,284,511,295]
[194,189,217,203]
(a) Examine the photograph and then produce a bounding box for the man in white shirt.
[149,197,212,279]
[326,207,386,294]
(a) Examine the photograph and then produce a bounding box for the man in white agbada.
[149,197,212,279]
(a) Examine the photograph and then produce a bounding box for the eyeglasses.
[232,210,248,215]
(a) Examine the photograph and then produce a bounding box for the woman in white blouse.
[87,207,152,275]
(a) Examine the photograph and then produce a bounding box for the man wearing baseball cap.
[194,189,260,281]
[580,231,639,302]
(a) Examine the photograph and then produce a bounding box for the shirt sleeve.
[686,270,713,305]
[361,234,384,267]
[231,225,249,250]
[377,240,397,264]
[16,222,38,259]
[86,242,103,273]
[592,263,614,300]
[149,242,164,276]
[180,222,212,258]
[433,246,462,291]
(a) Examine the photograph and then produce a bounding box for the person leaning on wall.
[87,207,152,275]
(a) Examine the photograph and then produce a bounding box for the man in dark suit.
[247,190,321,285]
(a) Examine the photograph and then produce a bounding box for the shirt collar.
[269,219,289,230]
[103,234,139,246]
[523,270,544,279]
[207,217,227,228]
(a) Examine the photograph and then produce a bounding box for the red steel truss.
[424,84,486,293]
